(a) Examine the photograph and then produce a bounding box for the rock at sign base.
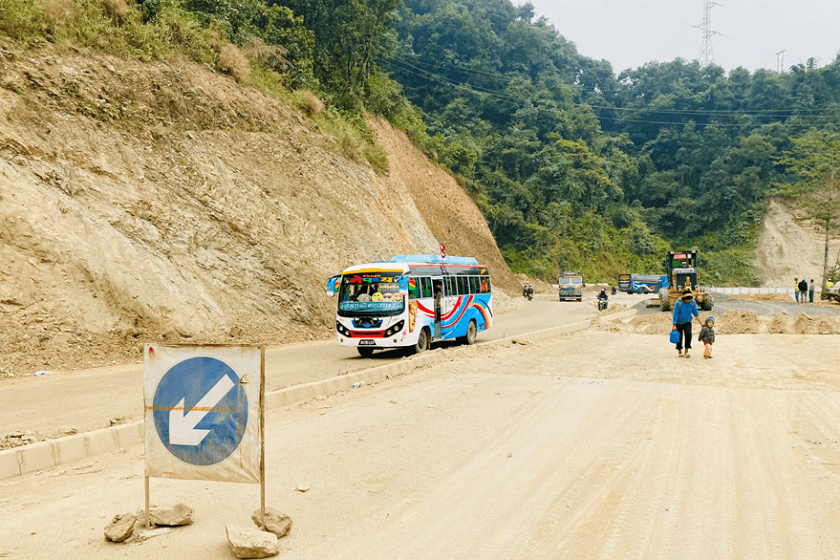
[104,513,137,542]
[226,525,279,559]
[135,503,194,526]
[251,508,293,538]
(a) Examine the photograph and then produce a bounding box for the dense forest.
[2,0,840,284]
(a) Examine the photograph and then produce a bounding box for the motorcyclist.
[597,288,609,310]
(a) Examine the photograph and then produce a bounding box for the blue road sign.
[152,357,248,466]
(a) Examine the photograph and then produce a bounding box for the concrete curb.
[0,311,635,481]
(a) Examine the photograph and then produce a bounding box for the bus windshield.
[337,272,405,317]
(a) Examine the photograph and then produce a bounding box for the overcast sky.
[525,0,840,74]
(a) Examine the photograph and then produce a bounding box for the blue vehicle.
[626,274,669,294]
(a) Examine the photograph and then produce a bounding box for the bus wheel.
[357,347,374,358]
[412,328,430,354]
[460,320,477,345]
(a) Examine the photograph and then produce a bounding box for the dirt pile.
[0,42,517,378]
[730,293,795,303]
[600,311,840,336]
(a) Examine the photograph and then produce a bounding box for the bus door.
[432,278,443,340]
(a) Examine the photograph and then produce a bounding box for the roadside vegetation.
[2,0,839,285]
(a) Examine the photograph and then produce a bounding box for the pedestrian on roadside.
[698,316,715,359]
[798,278,809,304]
[809,279,815,303]
[672,288,702,358]
[794,276,800,303]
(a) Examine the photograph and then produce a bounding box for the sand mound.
[626,313,672,335]
[593,308,840,336]
[767,313,792,334]
[813,315,840,334]
[717,311,761,334]
[731,293,795,303]
[590,318,623,332]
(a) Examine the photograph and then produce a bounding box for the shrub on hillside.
[218,42,250,81]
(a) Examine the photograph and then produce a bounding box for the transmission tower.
[696,0,719,66]
[776,50,786,73]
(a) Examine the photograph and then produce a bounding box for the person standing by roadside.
[794,277,800,302]
[798,278,809,304]
[809,279,816,303]
[672,288,702,358]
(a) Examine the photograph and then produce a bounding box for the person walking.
[809,279,816,303]
[672,288,701,358]
[794,277,800,303]
[798,278,809,304]
[698,317,715,359]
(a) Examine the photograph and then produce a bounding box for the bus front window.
[338,274,405,316]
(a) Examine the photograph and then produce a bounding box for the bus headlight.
[384,320,404,337]
[336,322,351,337]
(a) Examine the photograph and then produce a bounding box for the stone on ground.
[104,513,136,542]
[226,525,279,559]
[251,508,292,538]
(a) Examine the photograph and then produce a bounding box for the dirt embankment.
[754,198,840,286]
[0,42,517,378]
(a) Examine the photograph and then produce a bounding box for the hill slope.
[0,42,517,377]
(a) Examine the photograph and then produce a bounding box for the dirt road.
[2,319,840,559]
[0,292,595,438]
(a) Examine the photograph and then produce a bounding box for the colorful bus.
[326,254,492,357]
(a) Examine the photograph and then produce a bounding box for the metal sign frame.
[143,343,266,529]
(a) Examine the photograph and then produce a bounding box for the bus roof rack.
[383,254,479,265]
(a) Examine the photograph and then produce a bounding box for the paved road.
[0,291,601,436]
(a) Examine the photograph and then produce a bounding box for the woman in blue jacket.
[672,288,702,358]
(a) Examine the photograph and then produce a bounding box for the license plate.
[358,339,375,346]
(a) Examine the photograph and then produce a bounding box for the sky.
[525,0,840,74]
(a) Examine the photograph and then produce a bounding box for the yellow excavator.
[658,250,713,311]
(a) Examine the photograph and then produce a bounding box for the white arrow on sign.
[169,375,236,446]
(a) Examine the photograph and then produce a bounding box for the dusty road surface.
[2,319,840,560]
[0,291,596,438]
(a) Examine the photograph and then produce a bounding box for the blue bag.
[669,329,680,344]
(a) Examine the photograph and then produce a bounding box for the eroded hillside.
[0,42,518,377]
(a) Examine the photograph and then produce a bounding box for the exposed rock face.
[0,43,518,378]
[226,525,279,559]
[251,508,292,538]
[104,513,136,542]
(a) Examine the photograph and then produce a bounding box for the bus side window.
[420,277,433,298]
[408,277,420,300]
[457,276,468,295]
[470,277,479,294]
[482,277,491,293]
[444,277,454,296]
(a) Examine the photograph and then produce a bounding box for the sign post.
[143,344,265,527]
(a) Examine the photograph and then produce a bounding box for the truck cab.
[558,271,583,301]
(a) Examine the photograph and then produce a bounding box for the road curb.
[0,311,635,481]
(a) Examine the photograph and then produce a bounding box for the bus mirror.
[398,275,409,295]
[326,275,340,297]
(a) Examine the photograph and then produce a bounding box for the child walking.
[698,316,715,359]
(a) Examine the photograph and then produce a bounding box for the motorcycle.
[523,286,533,300]
[597,296,608,311]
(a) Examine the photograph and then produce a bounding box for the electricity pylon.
[696,0,718,67]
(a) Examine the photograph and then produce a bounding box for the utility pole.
[776,50,786,74]
[696,0,718,67]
